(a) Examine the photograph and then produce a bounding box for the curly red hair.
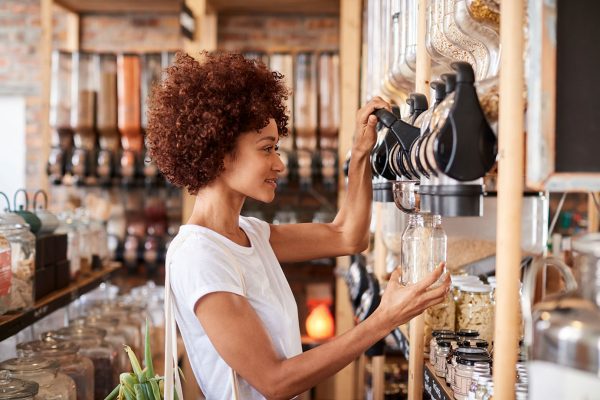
[146,51,289,194]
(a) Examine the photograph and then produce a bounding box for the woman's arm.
[195,265,450,400]
[269,97,391,263]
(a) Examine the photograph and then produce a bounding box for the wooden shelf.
[391,326,454,400]
[0,262,122,342]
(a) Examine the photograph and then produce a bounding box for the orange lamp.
[305,303,335,340]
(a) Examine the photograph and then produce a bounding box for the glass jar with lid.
[16,338,94,400]
[70,314,128,372]
[0,356,76,400]
[429,330,455,366]
[446,346,489,387]
[434,339,452,377]
[87,302,144,356]
[456,329,479,342]
[0,234,11,315]
[0,216,35,313]
[456,284,494,344]
[43,326,116,400]
[473,373,492,400]
[0,371,38,400]
[452,354,491,400]
[55,212,80,280]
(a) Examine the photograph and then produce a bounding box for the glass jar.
[55,213,80,280]
[87,302,145,356]
[70,315,128,373]
[424,291,455,355]
[456,285,494,345]
[452,355,491,400]
[16,339,94,400]
[429,330,455,366]
[0,234,11,315]
[473,373,492,400]
[0,356,76,400]
[0,217,35,312]
[446,346,489,387]
[0,371,38,400]
[44,326,117,400]
[434,339,452,377]
[427,0,475,69]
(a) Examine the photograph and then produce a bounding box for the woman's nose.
[273,152,286,174]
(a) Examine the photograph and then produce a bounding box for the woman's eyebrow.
[256,136,278,143]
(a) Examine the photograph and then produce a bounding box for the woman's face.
[221,118,285,203]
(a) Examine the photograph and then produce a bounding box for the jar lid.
[0,371,39,399]
[454,347,488,356]
[457,354,492,366]
[458,339,488,348]
[457,329,479,338]
[451,275,480,282]
[17,339,79,357]
[53,325,107,338]
[437,340,452,348]
[432,330,455,337]
[436,335,457,343]
[0,356,58,373]
[459,284,492,293]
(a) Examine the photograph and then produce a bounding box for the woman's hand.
[353,96,392,156]
[375,263,451,330]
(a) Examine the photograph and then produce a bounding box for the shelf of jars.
[0,262,121,342]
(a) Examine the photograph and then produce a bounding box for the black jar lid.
[436,335,457,343]
[432,330,455,337]
[456,354,492,366]
[457,329,479,338]
[458,339,488,348]
[437,340,452,348]
[454,347,489,357]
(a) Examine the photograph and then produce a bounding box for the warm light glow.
[306,304,335,340]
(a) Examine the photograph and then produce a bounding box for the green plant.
[104,320,184,400]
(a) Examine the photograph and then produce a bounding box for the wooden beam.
[334,0,362,398]
[588,193,599,233]
[493,0,525,398]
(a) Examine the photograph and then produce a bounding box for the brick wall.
[80,13,182,53]
[218,14,339,53]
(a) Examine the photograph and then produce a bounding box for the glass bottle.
[0,356,76,400]
[55,212,80,280]
[401,214,424,284]
[0,371,38,400]
[16,339,94,400]
[0,216,35,312]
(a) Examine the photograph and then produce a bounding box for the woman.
[147,52,450,400]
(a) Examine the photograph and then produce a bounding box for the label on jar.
[529,361,600,400]
[452,369,471,397]
[0,248,11,296]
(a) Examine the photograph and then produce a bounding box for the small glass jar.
[0,356,76,400]
[446,346,489,388]
[44,326,116,400]
[429,330,455,366]
[0,234,11,315]
[456,285,494,345]
[0,217,35,312]
[434,340,452,377]
[452,355,492,400]
[0,371,38,400]
[16,338,94,400]
[473,373,492,400]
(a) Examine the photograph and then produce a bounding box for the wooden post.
[335,0,363,398]
[371,203,386,399]
[407,2,431,399]
[493,0,525,398]
[182,0,218,223]
[588,193,599,233]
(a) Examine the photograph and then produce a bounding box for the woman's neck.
[187,183,246,239]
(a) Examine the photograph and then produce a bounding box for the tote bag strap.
[164,232,248,400]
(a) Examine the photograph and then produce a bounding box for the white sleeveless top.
[167,216,302,399]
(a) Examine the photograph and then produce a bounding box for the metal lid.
[457,354,492,366]
[457,329,479,338]
[432,330,455,337]
[460,284,493,293]
[437,340,452,348]
[0,371,39,399]
[0,356,57,373]
[458,339,489,348]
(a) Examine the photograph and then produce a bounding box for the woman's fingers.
[414,262,446,292]
[358,97,391,125]
[389,267,402,287]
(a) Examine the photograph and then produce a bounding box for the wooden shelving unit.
[0,262,121,341]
